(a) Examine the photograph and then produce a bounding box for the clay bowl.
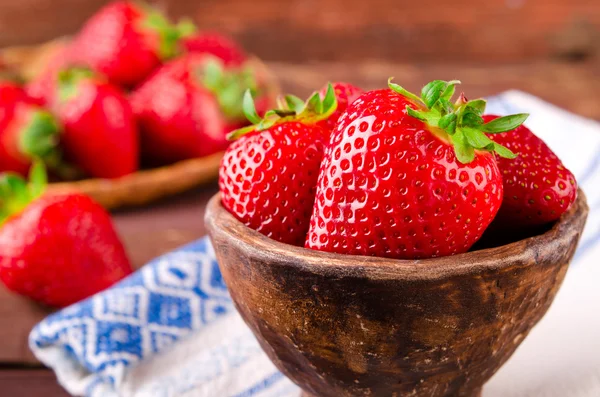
[205,190,588,397]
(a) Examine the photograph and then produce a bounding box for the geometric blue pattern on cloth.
[30,237,235,396]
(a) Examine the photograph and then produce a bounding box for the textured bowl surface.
[206,190,588,397]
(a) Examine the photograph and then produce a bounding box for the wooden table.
[0,60,599,396]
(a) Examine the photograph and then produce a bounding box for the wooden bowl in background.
[205,190,588,397]
[0,39,277,210]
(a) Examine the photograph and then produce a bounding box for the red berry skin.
[0,194,132,307]
[306,89,504,259]
[131,55,226,163]
[54,77,138,179]
[219,121,329,246]
[0,102,37,175]
[69,1,164,87]
[317,82,364,131]
[484,115,577,227]
[182,32,247,67]
[0,83,57,175]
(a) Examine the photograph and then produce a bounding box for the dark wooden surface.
[0,60,598,395]
[1,0,600,63]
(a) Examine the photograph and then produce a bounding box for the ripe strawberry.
[182,31,247,67]
[0,82,63,176]
[0,163,132,307]
[483,114,577,228]
[69,1,191,87]
[51,67,138,179]
[131,53,276,164]
[306,79,529,259]
[317,82,364,131]
[219,86,337,246]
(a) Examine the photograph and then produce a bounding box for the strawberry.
[131,53,276,164]
[182,31,247,67]
[219,86,337,246]
[317,82,364,131]
[51,67,138,179]
[483,114,577,228]
[306,79,529,259]
[0,163,132,307]
[0,81,63,176]
[69,1,191,87]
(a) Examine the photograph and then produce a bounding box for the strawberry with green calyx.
[219,85,336,246]
[131,53,277,163]
[52,67,138,179]
[388,79,529,163]
[0,162,132,307]
[306,79,529,259]
[69,1,193,87]
[0,82,66,177]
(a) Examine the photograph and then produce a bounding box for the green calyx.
[199,58,258,122]
[228,83,338,140]
[388,78,529,164]
[0,160,46,225]
[18,110,62,167]
[57,67,95,103]
[141,5,196,60]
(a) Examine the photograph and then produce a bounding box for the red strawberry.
[182,31,247,67]
[306,79,529,259]
[317,82,364,131]
[483,114,577,228]
[69,1,190,87]
[0,164,132,307]
[0,82,63,176]
[131,53,276,164]
[51,67,138,179]
[219,86,337,246]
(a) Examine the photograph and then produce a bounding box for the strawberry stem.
[140,6,194,60]
[388,78,529,164]
[0,160,47,225]
[228,83,338,140]
[199,58,259,122]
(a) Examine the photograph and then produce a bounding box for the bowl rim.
[205,189,588,281]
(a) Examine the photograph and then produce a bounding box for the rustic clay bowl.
[205,190,588,397]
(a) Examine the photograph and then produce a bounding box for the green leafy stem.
[228,83,337,140]
[388,78,529,163]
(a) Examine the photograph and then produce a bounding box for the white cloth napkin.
[30,91,600,397]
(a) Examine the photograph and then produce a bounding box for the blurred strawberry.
[317,82,364,131]
[51,67,138,179]
[0,163,132,307]
[182,31,247,67]
[69,1,192,87]
[131,53,276,164]
[0,81,63,176]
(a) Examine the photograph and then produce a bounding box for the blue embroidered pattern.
[30,237,233,391]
